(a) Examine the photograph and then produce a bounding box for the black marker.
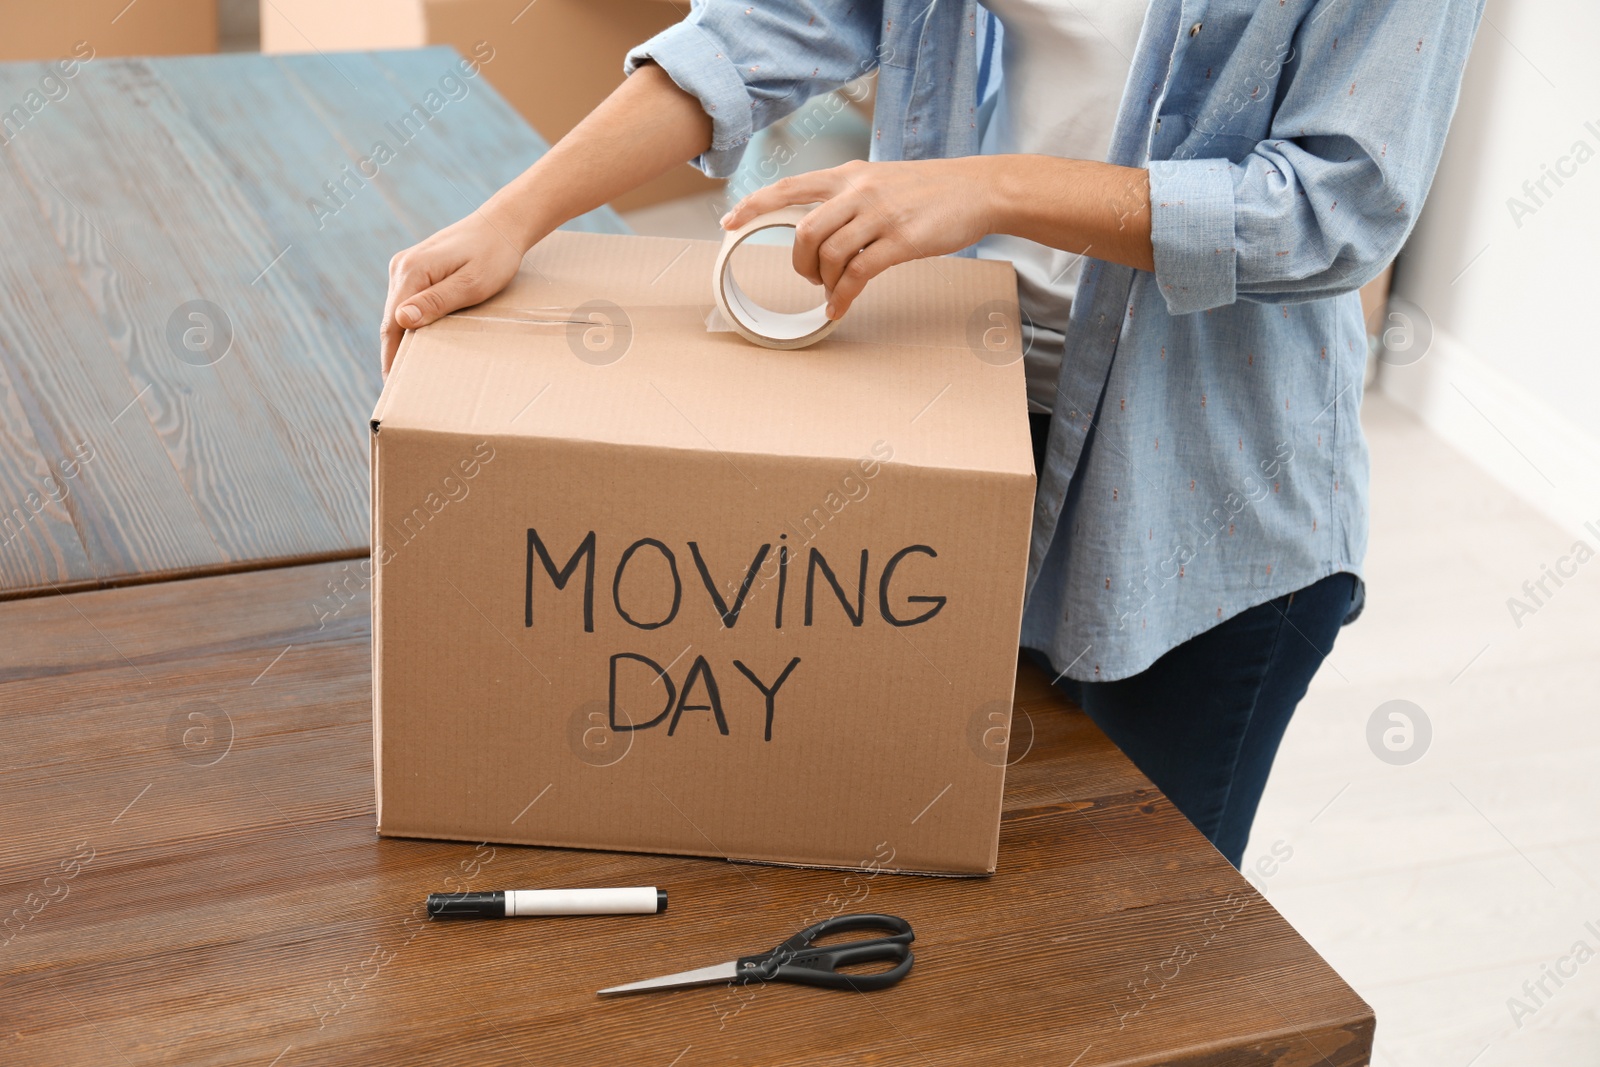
[427,887,667,919]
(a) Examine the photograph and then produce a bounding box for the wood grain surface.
[0,562,1374,1066]
[0,50,626,599]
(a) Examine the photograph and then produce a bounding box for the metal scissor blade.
[597,960,739,997]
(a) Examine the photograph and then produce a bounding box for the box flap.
[374,231,1032,475]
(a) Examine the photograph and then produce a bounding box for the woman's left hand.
[720,158,998,320]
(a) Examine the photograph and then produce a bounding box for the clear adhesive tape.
[712,205,840,350]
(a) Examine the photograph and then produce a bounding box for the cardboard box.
[370,230,1036,874]
[0,0,216,61]
[1359,262,1394,340]
[260,0,719,212]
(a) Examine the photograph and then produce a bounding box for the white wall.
[1381,0,1600,533]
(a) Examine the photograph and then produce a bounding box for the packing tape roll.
[713,205,840,350]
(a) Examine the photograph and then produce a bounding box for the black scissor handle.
[738,914,916,991]
[783,913,915,951]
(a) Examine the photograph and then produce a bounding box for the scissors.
[597,913,915,997]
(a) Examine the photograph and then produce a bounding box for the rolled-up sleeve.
[1148,0,1486,315]
[625,2,883,178]
[1148,158,1238,314]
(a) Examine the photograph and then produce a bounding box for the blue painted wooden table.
[0,48,625,598]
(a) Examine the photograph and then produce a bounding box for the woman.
[380,0,1485,867]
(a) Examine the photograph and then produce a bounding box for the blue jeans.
[1026,412,1357,867]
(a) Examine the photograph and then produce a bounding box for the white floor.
[622,196,1600,1064]
[1246,394,1600,1066]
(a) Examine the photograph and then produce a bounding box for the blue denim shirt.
[627,0,1485,681]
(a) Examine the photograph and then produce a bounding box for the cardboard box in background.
[260,0,719,212]
[371,230,1036,874]
[0,0,216,60]
[1358,262,1393,385]
[1359,263,1394,340]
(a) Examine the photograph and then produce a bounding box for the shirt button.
[1154,117,1162,132]
[1189,21,1202,36]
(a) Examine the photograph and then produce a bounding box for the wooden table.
[0,50,625,599]
[0,562,1374,1066]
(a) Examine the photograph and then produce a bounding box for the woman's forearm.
[484,63,715,250]
[379,63,713,371]
[986,155,1155,274]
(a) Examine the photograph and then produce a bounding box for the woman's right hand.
[380,212,529,375]
[377,62,715,376]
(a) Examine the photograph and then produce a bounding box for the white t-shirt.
[974,0,1149,413]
